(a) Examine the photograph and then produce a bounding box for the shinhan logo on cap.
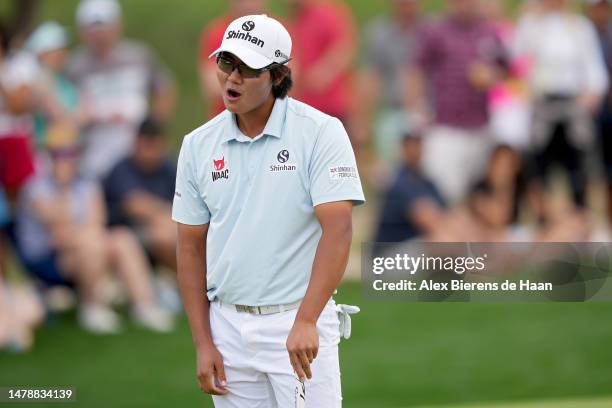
[226,25,264,48]
[275,49,289,60]
[242,21,255,31]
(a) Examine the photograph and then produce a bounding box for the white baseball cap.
[208,14,292,70]
[27,22,69,55]
[76,0,121,27]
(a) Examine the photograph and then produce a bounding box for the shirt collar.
[223,97,288,143]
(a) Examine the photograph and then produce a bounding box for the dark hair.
[270,64,293,99]
[402,131,423,143]
[138,117,165,139]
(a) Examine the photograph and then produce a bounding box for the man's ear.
[272,66,289,86]
[273,72,286,86]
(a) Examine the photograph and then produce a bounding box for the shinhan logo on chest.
[212,156,229,182]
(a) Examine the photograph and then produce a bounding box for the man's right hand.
[196,343,228,395]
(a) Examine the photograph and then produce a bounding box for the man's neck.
[92,44,115,61]
[235,95,276,138]
[593,19,609,33]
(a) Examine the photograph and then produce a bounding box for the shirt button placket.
[246,142,252,183]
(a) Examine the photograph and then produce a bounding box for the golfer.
[172,14,365,407]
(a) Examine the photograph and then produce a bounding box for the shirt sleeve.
[511,16,534,60]
[172,134,211,225]
[22,177,49,212]
[309,117,365,207]
[580,18,610,95]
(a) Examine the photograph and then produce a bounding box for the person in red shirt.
[285,0,357,126]
[199,0,267,118]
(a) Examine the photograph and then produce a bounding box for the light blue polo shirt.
[172,97,365,306]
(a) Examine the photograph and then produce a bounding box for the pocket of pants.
[317,302,341,347]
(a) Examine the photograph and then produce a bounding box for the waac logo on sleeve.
[212,155,229,182]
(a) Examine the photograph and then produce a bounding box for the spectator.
[0,187,9,278]
[464,144,591,242]
[68,0,176,179]
[14,134,174,334]
[286,0,357,129]
[357,0,422,176]
[198,0,267,118]
[27,21,79,150]
[374,132,448,243]
[483,0,532,150]
[406,0,507,204]
[466,181,591,242]
[0,274,44,352]
[467,181,516,241]
[478,144,528,223]
[513,0,609,209]
[103,118,177,271]
[0,24,38,202]
[586,0,612,222]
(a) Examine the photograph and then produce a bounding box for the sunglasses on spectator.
[216,54,290,79]
[49,147,81,161]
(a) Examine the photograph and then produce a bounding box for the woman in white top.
[513,0,609,209]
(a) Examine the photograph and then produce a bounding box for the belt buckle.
[235,304,250,313]
[235,305,266,314]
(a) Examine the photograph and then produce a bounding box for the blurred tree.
[1,0,40,48]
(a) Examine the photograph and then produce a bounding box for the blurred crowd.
[1,0,612,350]
[0,0,178,351]
[371,0,612,245]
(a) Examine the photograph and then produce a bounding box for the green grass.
[440,397,612,408]
[1,282,612,407]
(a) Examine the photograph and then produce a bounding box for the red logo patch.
[214,156,225,171]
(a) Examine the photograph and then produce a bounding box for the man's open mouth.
[227,89,242,98]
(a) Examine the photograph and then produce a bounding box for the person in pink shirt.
[285,0,357,127]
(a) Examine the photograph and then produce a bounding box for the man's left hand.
[286,319,319,382]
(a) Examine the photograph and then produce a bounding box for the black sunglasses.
[216,54,290,79]
[49,147,81,161]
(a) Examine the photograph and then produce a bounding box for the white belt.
[215,299,361,339]
[215,299,302,315]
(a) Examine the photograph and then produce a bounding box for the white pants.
[422,126,494,205]
[210,299,342,407]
